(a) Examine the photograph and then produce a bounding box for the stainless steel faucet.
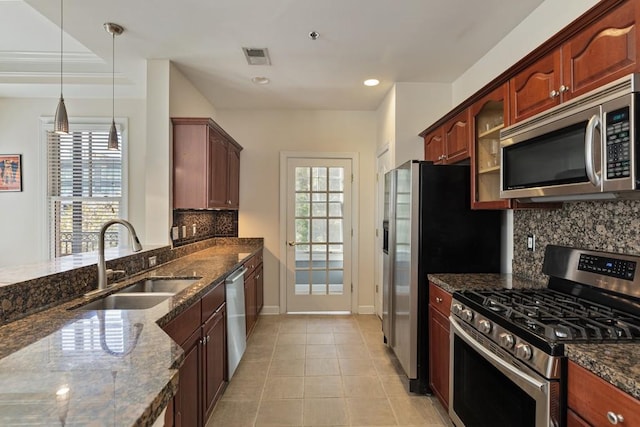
[97,219,143,291]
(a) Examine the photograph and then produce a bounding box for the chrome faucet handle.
[106,269,126,279]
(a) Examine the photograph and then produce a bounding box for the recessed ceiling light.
[364,79,380,87]
[251,76,270,85]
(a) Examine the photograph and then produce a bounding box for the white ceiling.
[1,0,547,110]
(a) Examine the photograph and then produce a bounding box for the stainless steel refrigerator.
[382,160,501,394]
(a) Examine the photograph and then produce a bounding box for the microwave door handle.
[585,114,601,187]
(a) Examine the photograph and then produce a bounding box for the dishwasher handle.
[226,267,248,283]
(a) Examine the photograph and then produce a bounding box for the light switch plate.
[172,227,179,240]
[182,225,186,237]
[527,234,535,251]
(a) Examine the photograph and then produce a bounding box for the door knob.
[288,241,297,246]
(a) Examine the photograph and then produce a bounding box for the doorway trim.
[279,151,359,314]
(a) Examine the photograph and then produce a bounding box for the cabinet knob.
[549,89,560,98]
[228,200,232,204]
[559,84,570,93]
[435,297,443,303]
[607,411,624,425]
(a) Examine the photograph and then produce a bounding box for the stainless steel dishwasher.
[225,266,247,378]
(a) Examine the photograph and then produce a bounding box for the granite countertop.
[428,273,546,293]
[566,343,640,399]
[0,241,262,426]
[429,273,640,401]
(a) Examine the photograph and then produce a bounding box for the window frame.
[40,117,129,260]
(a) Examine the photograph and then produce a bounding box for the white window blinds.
[47,124,124,257]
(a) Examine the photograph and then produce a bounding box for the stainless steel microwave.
[500,74,640,202]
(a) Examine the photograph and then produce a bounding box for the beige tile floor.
[206,314,452,427]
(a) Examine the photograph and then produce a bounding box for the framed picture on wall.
[0,154,22,192]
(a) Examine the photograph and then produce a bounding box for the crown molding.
[0,50,103,64]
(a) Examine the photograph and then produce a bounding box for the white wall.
[376,86,396,164]
[395,82,451,166]
[0,97,146,267]
[216,110,377,313]
[169,63,218,119]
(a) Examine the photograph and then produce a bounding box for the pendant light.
[54,0,69,134]
[104,22,124,150]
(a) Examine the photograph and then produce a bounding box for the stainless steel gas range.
[449,245,640,427]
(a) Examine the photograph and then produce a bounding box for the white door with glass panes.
[286,158,352,312]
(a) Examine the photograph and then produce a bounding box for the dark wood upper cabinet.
[442,108,471,164]
[424,128,445,164]
[510,0,639,123]
[562,0,640,100]
[471,83,512,210]
[509,51,562,123]
[172,118,243,210]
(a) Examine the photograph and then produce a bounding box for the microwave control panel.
[605,107,631,179]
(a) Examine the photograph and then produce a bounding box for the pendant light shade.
[104,22,124,150]
[54,0,69,134]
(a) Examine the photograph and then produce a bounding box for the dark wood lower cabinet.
[255,265,263,314]
[163,283,227,427]
[178,328,202,427]
[203,303,227,422]
[244,270,257,337]
[428,305,450,410]
[567,409,591,427]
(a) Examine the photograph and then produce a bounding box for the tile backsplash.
[513,200,640,283]
[172,210,238,246]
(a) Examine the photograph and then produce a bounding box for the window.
[45,120,127,258]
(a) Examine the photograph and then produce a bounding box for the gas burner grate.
[461,288,640,344]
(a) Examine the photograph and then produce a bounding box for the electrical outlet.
[148,256,157,267]
[172,227,179,240]
[182,225,187,237]
[192,224,197,235]
[527,234,536,252]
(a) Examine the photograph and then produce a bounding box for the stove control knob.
[452,303,463,315]
[515,343,533,360]
[478,319,492,334]
[499,333,515,349]
[461,309,474,322]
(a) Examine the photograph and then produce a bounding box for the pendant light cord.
[60,0,63,97]
[112,31,115,120]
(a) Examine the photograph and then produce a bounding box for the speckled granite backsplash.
[513,200,640,283]
[172,210,238,246]
[0,237,260,326]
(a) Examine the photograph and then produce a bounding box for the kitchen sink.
[117,277,200,294]
[74,294,172,311]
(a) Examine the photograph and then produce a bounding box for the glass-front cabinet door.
[471,84,512,209]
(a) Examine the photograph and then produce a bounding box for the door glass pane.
[312,167,327,191]
[312,201,327,217]
[328,202,342,217]
[296,167,310,191]
[311,219,327,243]
[295,193,310,217]
[296,219,310,243]
[296,244,310,260]
[328,219,343,242]
[329,167,344,191]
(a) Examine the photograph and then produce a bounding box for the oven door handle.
[451,317,548,395]
[585,114,601,188]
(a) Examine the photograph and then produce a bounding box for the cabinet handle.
[607,411,624,425]
[228,200,232,204]
[435,297,443,303]
[559,84,570,93]
[549,89,560,98]
[256,274,260,280]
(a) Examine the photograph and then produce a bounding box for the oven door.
[449,317,562,427]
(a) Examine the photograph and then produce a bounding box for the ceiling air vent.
[242,47,271,66]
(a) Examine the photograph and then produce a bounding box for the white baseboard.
[259,306,280,315]
[358,305,375,314]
